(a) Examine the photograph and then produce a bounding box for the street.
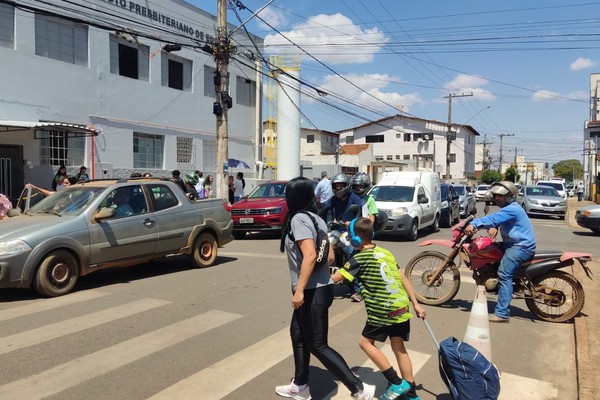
[0,206,597,400]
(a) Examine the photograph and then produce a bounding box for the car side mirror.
[93,207,116,222]
[418,196,429,204]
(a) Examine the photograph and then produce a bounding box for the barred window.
[133,132,164,169]
[177,137,193,163]
[0,4,14,49]
[39,131,85,166]
[203,140,216,173]
[35,14,88,66]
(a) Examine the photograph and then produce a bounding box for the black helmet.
[331,173,351,198]
[351,172,371,197]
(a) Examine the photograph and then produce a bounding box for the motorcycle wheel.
[405,251,460,305]
[525,271,585,323]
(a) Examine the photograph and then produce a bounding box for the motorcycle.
[405,215,593,323]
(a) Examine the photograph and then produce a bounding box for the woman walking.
[276,177,375,400]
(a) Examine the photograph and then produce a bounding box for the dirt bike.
[405,215,593,323]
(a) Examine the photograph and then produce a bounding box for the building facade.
[0,0,262,201]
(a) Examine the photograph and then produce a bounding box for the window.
[403,155,410,160]
[109,34,149,81]
[375,156,383,161]
[403,133,411,142]
[395,155,400,160]
[345,136,354,144]
[39,131,85,167]
[133,132,164,169]
[396,133,402,138]
[204,65,216,97]
[176,137,193,164]
[412,133,420,141]
[236,76,256,107]
[147,184,179,211]
[162,53,192,91]
[449,153,456,163]
[0,4,14,49]
[386,155,393,160]
[203,140,216,172]
[306,135,315,143]
[365,135,384,143]
[35,14,88,66]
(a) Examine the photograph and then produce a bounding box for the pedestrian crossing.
[0,289,563,399]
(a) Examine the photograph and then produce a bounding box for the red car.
[231,180,317,239]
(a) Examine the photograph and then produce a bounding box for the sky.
[190,0,600,168]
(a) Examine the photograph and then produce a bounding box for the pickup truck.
[0,178,233,297]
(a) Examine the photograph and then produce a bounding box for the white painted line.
[148,305,362,400]
[0,310,242,400]
[0,290,110,322]
[329,345,431,399]
[220,251,286,259]
[498,372,558,399]
[0,298,171,355]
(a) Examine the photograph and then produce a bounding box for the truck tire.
[33,250,79,297]
[190,232,218,268]
[407,219,418,241]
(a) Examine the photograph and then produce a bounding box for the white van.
[368,171,442,240]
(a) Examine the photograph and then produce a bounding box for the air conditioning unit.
[421,132,433,141]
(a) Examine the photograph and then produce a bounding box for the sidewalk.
[566,197,599,400]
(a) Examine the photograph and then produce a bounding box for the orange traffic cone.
[464,285,493,362]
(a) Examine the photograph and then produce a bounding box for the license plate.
[239,217,254,223]
[544,207,554,212]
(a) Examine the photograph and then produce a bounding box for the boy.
[331,217,426,400]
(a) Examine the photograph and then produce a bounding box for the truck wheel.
[407,219,418,241]
[33,250,79,297]
[190,232,218,268]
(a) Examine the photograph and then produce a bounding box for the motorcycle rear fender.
[523,258,574,280]
[560,251,592,262]
[418,239,455,248]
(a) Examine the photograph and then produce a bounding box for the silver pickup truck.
[0,178,233,297]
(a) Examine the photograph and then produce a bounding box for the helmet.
[489,181,518,202]
[183,173,199,186]
[351,172,371,196]
[331,173,351,198]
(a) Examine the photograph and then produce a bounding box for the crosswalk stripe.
[499,372,558,399]
[329,345,432,399]
[0,290,110,322]
[0,298,171,356]
[148,304,363,400]
[0,310,242,400]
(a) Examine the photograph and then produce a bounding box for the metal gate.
[0,145,24,205]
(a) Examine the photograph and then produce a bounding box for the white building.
[337,114,479,181]
[0,0,262,201]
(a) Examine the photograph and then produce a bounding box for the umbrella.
[227,158,250,169]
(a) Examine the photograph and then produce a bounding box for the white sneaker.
[353,383,376,400]
[275,379,312,400]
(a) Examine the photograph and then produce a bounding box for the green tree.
[504,166,520,183]
[481,169,502,184]
[552,159,583,182]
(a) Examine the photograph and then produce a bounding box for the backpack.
[438,337,500,400]
[288,211,330,270]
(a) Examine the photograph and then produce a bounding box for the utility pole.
[480,134,493,171]
[214,0,231,200]
[498,133,514,173]
[443,93,472,179]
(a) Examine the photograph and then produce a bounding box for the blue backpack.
[438,337,500,400]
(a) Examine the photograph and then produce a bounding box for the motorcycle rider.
[464,181,536,323]
[350,172,378,224]
[331,173,363,224]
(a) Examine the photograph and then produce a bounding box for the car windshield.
[526,186,559,197]
[369,185,415,202]
[477,185,489,191]
[249,183,286,198]
[538,182,563,191]
[27,187,105,216]
[453,186,465,195]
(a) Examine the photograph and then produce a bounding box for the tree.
[552,159,583,182]
[504,166,520,183]
[481,169,502,184]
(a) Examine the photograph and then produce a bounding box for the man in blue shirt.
[464,181,536,323]
[314,171,333,222]
[330,173,363,224]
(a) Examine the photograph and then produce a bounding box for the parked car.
[0,178,233,297]
[440,183,460,227]
[536,180,567,199]
[452,184,477,218]
[516,185,566,219]
[575,205,600,234]
[475,184,491,202]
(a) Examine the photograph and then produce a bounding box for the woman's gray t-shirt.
[285,212,333,292]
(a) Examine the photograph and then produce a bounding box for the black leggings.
[290,285,363,394]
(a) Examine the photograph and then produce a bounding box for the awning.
[0,120,100,137]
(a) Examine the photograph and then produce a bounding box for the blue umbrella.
[227,158,250,169]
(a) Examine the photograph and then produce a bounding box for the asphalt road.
[0,204,596,400]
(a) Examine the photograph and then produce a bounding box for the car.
[575,205,600,234]
[231,180,318,239]
[452,184,477,218]
[0,178,233,297]
[440,183,460,227]
[475,184,491,202]
[536,180,567,199]
[516,184,566,219]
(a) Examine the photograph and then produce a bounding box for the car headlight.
[266,207,283,215]
[559,201,566,206]
[0,239,32,256]
[391,207,409,216]
[528,199,539,205]
[441,200,448,209]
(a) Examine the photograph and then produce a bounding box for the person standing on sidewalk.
[314,171,333,222]
[577,182,585,202]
